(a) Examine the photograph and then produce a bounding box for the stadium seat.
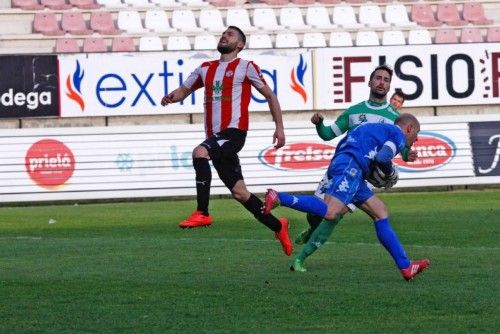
[199,9,225,33]
[150,0,180,6]
[275,33,299,48]
[372,0,390,3]
[434,29,458,44]
[279,7,310,30]
[329,31,353,47]
[463,3,494,25]
[332,6,363,29]
[248,34,273,49]
[55,38,80,53]
[460,28,484,43]
[33,12,65,36]
[359,5,389,28]
[263,0,289,5]
[124,0,154,6]
[69,0,100,9]
[382,30,406,46]
[408,29,432,45]
[172,10,204,32]
[112,36,136,52]
[12,0,44,10]
[317,0,340,4]
[487,27,500,42]
[411,4,441,27]
[166,36,191,50]
[83,37,108,52]
[139,36,164,51]
[385,4,416,28]
[436,3,467,26]
[145,10,175,33]
[355,30,380,46]
[62,12,93,35]
[90,11,120,35]
[41,0,71,9]
[302,32,326,48]
[345,0,366,3]
[306,6,336,29]
[291,0,314,4]
[96,0,126,7]
[179,0,209,6]
[209,0,235,6]
[226,8,257,32]
[253,8,284,31]
[117,10,148,33]
[194,34,217,50]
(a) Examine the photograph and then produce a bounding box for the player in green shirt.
[291,65,417,271]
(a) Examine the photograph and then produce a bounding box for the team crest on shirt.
[358,114,368,123]
[213,81,223,94]
[225,71,233,77]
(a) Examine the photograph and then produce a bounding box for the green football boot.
[294,228,312,245]
[290,258,307,272]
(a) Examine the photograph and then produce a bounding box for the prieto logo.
[25,139,75,189]
[259,142,335,170]
[394,132,456,172]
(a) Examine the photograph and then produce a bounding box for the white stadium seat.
[172,9,203,32]
[302,32,326,48]
[275,33,300,48]
[329,31,353,47]
[139,36,164,51]
[166,35,192,50]
[199,9,226,33]
[117,10,148,33]
[306,6,336,29]
[145,10,175,33]
[226,8,257,32]
[248,34,273,49]
[253,8,284,31]
[279,7,310,30]
[359,5,390,28]
[382,30,406,46]
[408,29,432,45]
[333,6,363,29]
[194,34,218,50]
[355,30,380,46]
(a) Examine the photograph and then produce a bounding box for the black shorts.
[201,128,247,189]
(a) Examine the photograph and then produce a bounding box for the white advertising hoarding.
[0,114,498,203]
[58,51,313,117]
[315,43,500,109]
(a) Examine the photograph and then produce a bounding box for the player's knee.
[192,145,209,159]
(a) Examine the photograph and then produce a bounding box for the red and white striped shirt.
[182,58,267,137]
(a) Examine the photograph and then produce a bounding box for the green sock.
[297,215,342,261]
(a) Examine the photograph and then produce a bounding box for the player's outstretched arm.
[311,112,335,141]
[257,85,285,148]
[160,85,191,106]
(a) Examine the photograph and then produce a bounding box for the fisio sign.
[394,132,456,172]
[58,53,312,117]
[25,139,75,189]
[259,142,335,170]
[315,44,500,109]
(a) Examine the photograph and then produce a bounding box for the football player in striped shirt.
[161,26,292,256]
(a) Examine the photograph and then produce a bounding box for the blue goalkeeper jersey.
[334,122,406,177]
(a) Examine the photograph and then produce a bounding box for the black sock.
[193,157,211,216]
[306,213,323,231]
[242,194,281,232]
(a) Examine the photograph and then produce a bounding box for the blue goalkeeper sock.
[374,218,410,270]
[278,193,328,218]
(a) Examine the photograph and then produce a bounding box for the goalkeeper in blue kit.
[263,113,430,280]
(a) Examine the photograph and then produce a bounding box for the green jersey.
[330,100,400,136]
[316,100,410,160]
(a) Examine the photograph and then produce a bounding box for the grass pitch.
[0,190,499,333]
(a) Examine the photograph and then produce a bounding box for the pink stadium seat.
[33,12,65,36]
[291,0,315,5]
[345,0,366,3]
[463,3,494,25]
[62,12,93,35]
[112,37,136,52]
[12,0,44,10]
[90,11,120,35]
[436,3,467,26]
[55,38,80,53]
[411,4,441,27]
[317,0,340,4]
[372,0,391,3]
[69,0,100,9]
[41,0,71,9]
[460,28,484,43]
[434,29,458,44]
[83,37,108,52]
[263,0,289,5]
[486,28,500,42]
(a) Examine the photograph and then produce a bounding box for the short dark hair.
[227,25,246,45]
[391,90,405,102]
[369,64,393,81]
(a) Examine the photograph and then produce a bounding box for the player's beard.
[371,88,387,100]
[217,43,237,54]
